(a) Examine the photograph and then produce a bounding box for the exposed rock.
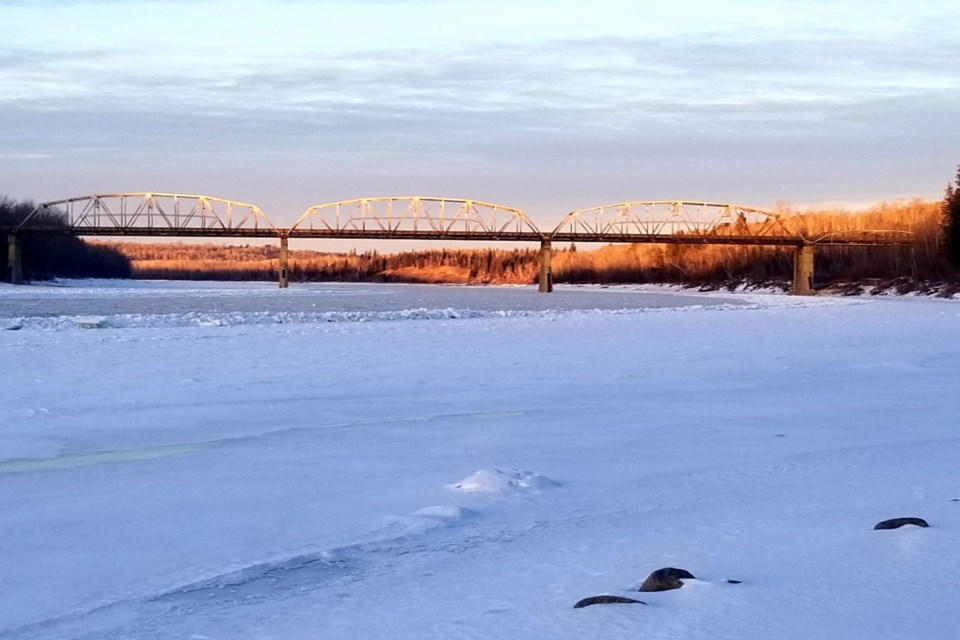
[873,517,929,530]
[638,567,696,592]
[726,579,742,584]
[573,595,646,609]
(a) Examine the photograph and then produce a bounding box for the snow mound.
[449,468,560,494]
[412,505,475,520]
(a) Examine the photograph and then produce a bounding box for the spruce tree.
[943,166,960,269]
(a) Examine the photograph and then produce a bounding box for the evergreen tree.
[943,166,960,269]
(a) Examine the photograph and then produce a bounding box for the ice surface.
[1,281,958,639]
[0,279,759,327]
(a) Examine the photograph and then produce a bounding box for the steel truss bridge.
[5,193,919,294]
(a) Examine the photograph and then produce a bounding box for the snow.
[1,281,959,639]
[450,468,561,494]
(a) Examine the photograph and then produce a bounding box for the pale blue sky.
[1,0,958,227]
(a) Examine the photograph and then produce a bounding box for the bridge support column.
[7,235,23,284]
[278,235,289,289]
[792,244,814,296]
[538,240,553,293]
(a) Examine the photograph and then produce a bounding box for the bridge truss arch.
[289,197,542,240]
[16,193,276,236]
[550,201,798,244]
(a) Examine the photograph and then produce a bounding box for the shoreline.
[4,276,959,300]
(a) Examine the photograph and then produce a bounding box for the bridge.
[5,193,918,294]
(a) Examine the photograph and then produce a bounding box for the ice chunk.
[73,315,107,329]
[412,505,474,520]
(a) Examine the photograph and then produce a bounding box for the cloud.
[1,6,957,211]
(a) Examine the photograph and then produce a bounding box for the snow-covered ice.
[1,281,959,639]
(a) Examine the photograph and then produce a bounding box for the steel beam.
[792,244,815,295]
[7,234,23,284]
[8,225,917,246]
[278,235,289,289]
[538,239,553,293]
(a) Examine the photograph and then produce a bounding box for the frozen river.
[0,280,744,325]
[2,280,959,640]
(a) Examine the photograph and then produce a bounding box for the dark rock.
[873,517,929,530]
[573,595,646,609]
[638,567,696,592]
[726,579,742,584]
[949,499,959,503]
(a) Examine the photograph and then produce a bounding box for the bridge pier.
[792,244,814,295]
[7,234,23,284]
[278,235,289,289]
[538,240,553,293]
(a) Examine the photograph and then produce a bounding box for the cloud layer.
[2,0,958,222]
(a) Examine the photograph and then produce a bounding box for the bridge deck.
[4,226,918,247]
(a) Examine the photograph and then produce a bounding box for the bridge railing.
[15,193,276,235]
[6,193,919,247]
[803,229,916,245]
[551,201,798,240]
[289,197,542,238]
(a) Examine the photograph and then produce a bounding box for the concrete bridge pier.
[278,235,289,289]
[7,234,23,284]
[538,240,553,293]
[792,243,814,295]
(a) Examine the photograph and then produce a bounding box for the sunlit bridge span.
[290,197,540,241]
[5,192,920,294]
[553,201,795,245]
[14,193,274,237]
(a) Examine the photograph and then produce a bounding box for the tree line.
[943,166,960,270]
[0,197,131,280]
[104,243,541,284]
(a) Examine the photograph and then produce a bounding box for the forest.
[0,198,131,280]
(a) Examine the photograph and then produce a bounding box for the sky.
[1,0,959,230]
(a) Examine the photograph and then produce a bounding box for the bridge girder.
[290,196,542,238]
